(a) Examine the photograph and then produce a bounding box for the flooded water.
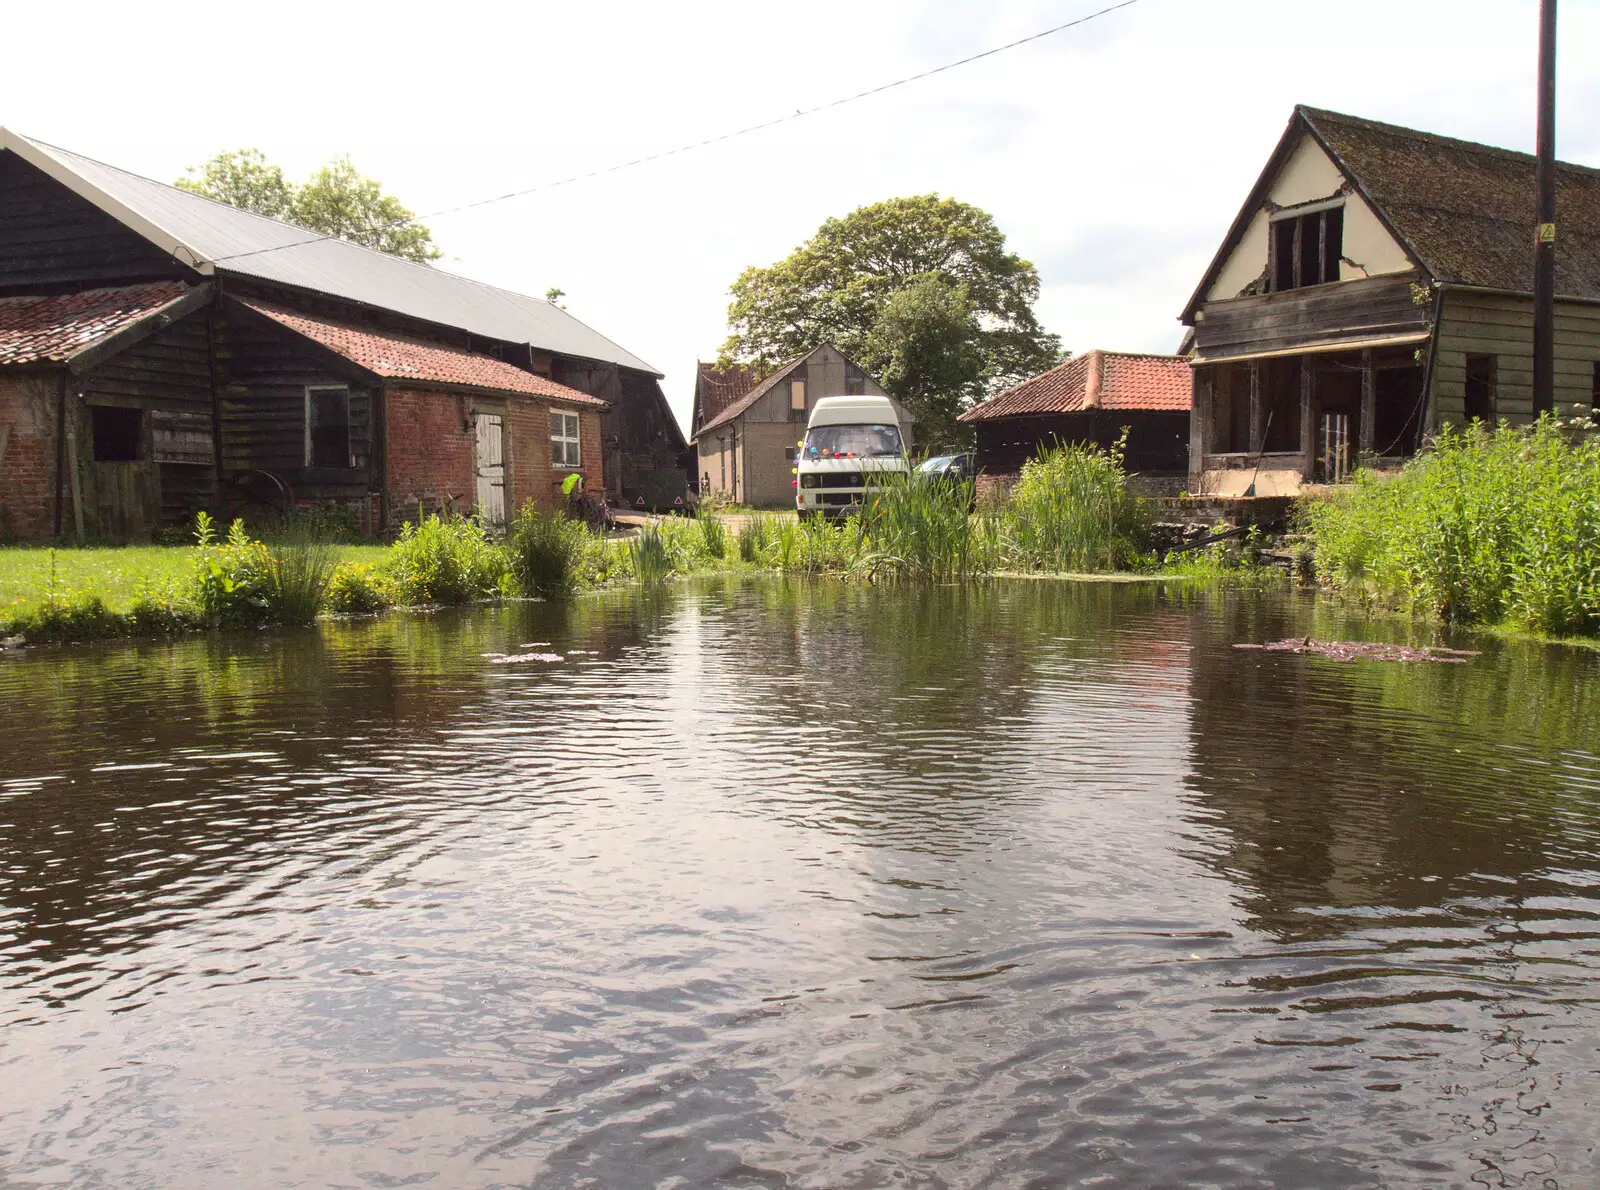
[3,579,1600,1189]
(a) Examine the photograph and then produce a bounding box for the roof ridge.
[1298,105,1600,179]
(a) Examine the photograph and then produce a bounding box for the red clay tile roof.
[693,361,758,431]
[239,299,607,407]
[959,351,1191,422]
[0,282,190,366]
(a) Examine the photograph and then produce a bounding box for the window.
[551,410,581,467]
[1464,355,1496,423]
[1592,361,1599,409]
[789,378,807,419]
[306,386,351,467]
[91,405,142,462]
[802,424,904,458]
[844,364,866,396]
[1270,201,1343,291]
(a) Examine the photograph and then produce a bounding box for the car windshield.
[804,424,904,459]
[916,455,960,474]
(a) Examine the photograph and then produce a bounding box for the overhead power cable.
[200,0,1141,266]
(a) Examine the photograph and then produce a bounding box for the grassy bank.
[1,441,1264,648]
[1302,416,1600,637]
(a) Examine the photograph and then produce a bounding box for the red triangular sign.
[635,496,645,505]
[674,496,684,505]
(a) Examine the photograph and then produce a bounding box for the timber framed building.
[1182,106,1600,497]
[0,129,684,541]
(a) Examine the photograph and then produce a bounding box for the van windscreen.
[804,424,903,458]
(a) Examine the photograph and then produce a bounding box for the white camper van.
[794,395,909,519]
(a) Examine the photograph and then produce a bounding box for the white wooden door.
[473,412,506,526]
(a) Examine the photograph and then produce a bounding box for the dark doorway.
[1464,355,1496,424]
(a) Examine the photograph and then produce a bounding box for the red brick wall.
[505,399,604,514]
[384,387,606,526]
[0,373,62,541]
[384,386,476,524]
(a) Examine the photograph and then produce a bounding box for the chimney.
[1082,350,1104,409]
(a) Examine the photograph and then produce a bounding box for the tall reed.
[630,525,671,585]
[697,509,728,560]
[855,471,977,581]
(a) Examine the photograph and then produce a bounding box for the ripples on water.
[2,579,1599,1188]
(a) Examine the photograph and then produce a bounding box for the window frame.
[550,408,582,469]
[1268,198,1345,292]
[304,385,353,469]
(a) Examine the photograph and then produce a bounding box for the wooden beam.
[1188,367,1208,491]
[1300,357,1316,480]
[1359,348,1376,458]
[1248,360,1264,452]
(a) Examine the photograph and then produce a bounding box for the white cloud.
[5,0,1595,429]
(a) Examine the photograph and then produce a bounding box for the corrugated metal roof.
[3,130,660,376]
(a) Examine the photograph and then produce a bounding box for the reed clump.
[1001,437,1152,572]
[1303,416,1600,635]
[507,503,595,599]
[854,472,977,581]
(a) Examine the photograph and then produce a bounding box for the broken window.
[1464,355,1496,423]
[1270,202,1343,292]
[551,410,582,467]
[844,364,866,396]
[306,386,351,467]
[91,405,142,462]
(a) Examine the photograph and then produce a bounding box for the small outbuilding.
[959,350,1192,493]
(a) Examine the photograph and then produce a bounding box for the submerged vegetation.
[1304,417,1600,637]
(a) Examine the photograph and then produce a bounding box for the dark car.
[915,452,976,480]
[914,452,978,507]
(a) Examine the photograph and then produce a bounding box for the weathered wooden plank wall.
[0,153,188,292]
[216,315,371,481]
[1431,290,1600,424]
[1195,274,1429,360]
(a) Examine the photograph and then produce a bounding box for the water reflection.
[0,580,1597,1188]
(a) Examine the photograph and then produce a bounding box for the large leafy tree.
[720,194,1061,437]
[174,149,294,220]
[177,150,442,264]
[861,277,986,448]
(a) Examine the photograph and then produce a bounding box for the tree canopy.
[177,150,442,264]
[720,195,1061,443]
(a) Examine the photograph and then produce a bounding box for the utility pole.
[1532,0,1557,416]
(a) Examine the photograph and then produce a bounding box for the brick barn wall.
[384,386,475,524]
[505,400,604,514]
[0,372,62,541]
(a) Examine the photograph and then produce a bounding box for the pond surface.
[2,579,1599,1189]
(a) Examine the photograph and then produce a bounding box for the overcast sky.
[5,0,1596,431]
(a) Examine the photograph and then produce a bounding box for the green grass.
[0,544,385,617]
